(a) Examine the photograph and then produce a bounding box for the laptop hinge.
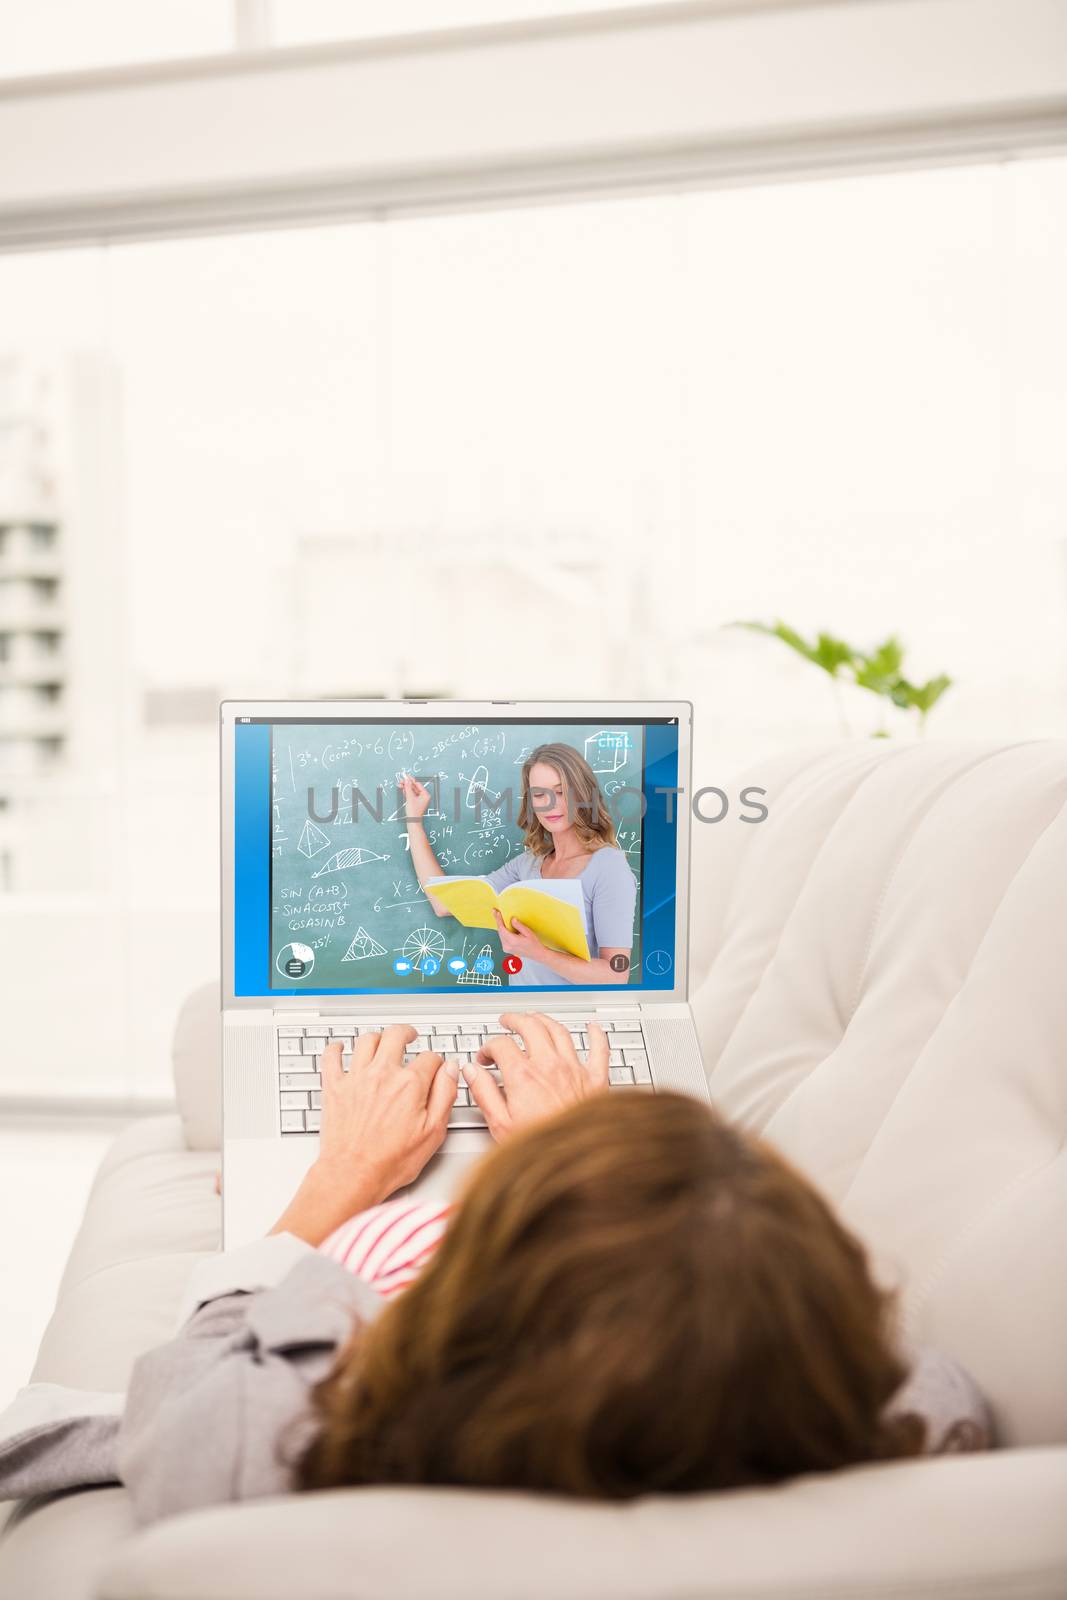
[274,1001,643,1017]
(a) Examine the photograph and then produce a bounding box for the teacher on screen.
[401,743,637,987]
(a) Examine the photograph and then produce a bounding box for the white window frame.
[0,0,1064,251]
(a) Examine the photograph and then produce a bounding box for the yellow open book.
[424,875,591,962]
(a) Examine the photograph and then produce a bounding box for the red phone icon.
[503,955,523,975]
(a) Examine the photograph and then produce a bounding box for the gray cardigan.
[119,1251,386,1523]
[0,1239,383,1516]
[0,1235,992,1520]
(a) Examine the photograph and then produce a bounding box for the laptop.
[221,699,708,1244]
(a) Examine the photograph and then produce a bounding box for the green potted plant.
[731,621,952,737]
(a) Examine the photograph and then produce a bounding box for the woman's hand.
[400,774,432,821]
[271,1024,458,1244]
[319,1025,457,1192]
[462,1011,609,1141]
[493,909,549,964]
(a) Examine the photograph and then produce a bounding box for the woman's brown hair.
[297,1094,922,1498]
[517,742,618,858]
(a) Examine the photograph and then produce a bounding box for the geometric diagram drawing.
[585,730,630,774]
[298,819,331,858]
[341,925,387,962]
[465,765,491,808]
[457,943,502,986]
[311,846,389,878]
[400,926,447,972]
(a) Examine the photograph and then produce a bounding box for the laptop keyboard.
[275,1017,652,1135]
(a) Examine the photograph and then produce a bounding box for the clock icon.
[644,949,672,976]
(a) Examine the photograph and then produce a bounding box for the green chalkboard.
[269,719,644,992]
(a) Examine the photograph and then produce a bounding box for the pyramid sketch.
[312,846,389,878]
[298,820,331,859]
[457,943,502,987]
[341,926,387,962]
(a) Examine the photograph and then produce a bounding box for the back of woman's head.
[298,1093,921,1497]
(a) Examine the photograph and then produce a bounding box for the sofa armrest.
[98,1447,1067,1600]
[172,982,221,1152]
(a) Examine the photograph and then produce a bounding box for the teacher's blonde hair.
[517,742,618,858]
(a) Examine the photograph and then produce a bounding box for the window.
[1,156,1065,1096]
[0,0,665,80]
[1,0,231,77]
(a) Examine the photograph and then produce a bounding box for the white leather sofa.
[2,740,1065,1600]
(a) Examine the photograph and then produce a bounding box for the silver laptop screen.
[234,715,680,997]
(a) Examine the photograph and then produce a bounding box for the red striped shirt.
[320,1200,451,1296]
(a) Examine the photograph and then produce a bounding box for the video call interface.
[233,716,680,997]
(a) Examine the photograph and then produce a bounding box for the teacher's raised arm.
[400,774,452,917]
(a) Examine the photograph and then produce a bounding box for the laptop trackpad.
[399,1132,493,1204]
[224,1130,490,1247]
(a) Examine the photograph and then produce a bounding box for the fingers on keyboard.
[277,1020,651,1130]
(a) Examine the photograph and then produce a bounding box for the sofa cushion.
[692,740,1067,1448]
[171,983,222,1153]
[0,1489,135,1600]
[98,1448,1067,1600]
[32,1117,219,1393]
[0,1120,217,1600]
